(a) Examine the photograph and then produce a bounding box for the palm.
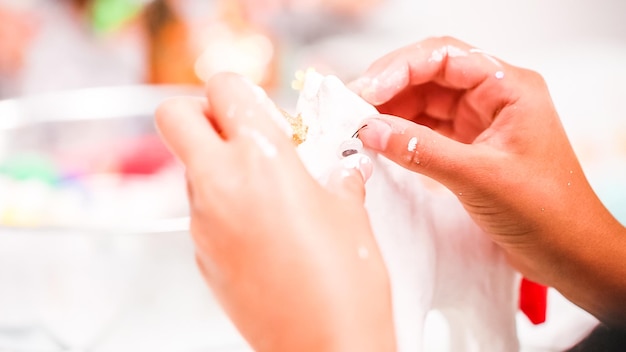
[376,82,495,144]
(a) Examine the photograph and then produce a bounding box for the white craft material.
[294,71,519,351]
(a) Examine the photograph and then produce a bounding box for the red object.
[118,135,174,175]
[519,277,548,324]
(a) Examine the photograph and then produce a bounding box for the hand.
[351,36,626,326]
[155,72,395,351]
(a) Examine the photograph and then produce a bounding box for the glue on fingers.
[340,153,373,183]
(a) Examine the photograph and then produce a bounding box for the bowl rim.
[0,85,202,235]
[0,84,203,129]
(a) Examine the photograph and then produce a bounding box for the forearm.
[546,194,626,328]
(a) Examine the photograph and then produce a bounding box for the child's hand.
[155,73,395,351]
[351,36,626,327]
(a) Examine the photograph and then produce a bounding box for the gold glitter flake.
[280,109,307,145]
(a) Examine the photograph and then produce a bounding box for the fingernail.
[358,119,391,152]
[358,63,407,106]
[347,77,370,94]
[341,153,373,182]
[347,76,385,105]
[350,76,384,105]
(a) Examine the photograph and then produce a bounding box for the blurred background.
[0,0,624,351]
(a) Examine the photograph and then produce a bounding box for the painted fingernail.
[358,119,391,152]
[341,153,373,182]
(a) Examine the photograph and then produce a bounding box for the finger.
[351,36,514,113]
[155,96,221,165]
[375,82,462,122]
[205,72,292,145]
[358,115,498,190]
[370,82,472,141]
[324,153,372,204]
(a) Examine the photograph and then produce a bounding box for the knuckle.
[154,97,179,128]
[521,68,548,89]
[428,35,463,47]
[438,35,457,44]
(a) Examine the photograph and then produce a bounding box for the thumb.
[324,153,373,204]
[358,115,495,191]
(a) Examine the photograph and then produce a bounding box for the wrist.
[539,193,626,327]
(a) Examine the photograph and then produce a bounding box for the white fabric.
[294,71,519,352]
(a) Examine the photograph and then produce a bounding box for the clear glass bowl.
[0,86,249,351]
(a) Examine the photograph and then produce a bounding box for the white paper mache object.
[292,71,519,352]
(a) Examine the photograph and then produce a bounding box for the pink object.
[118,135,174,175]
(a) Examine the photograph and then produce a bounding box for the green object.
[0,154,59,185]
[90,0,144,35]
